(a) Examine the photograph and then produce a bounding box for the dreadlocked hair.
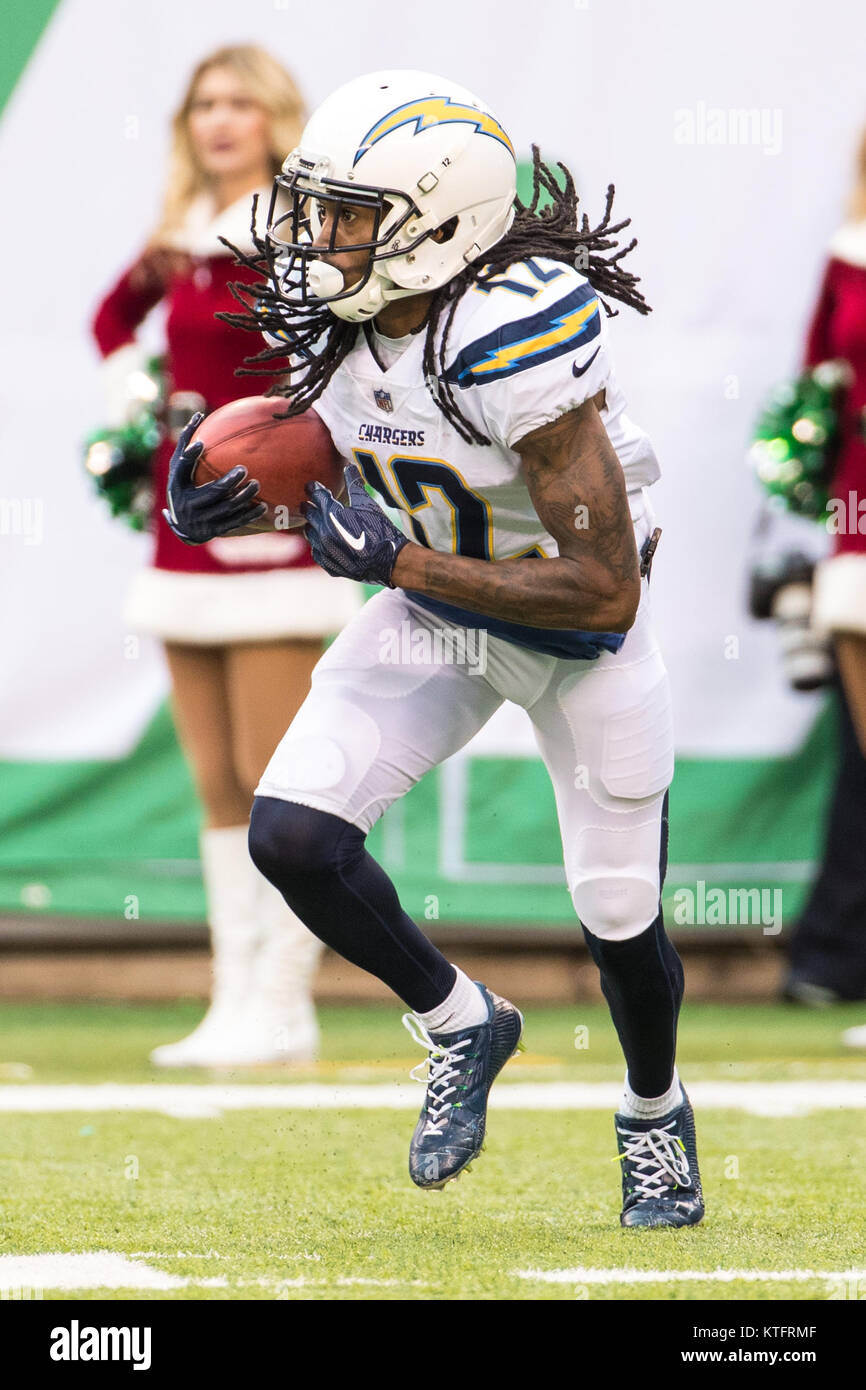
[217,146,651,446]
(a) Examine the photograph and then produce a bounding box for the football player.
[165,70,703,1227]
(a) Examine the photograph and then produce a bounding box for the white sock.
[620,1068,684,1121]
[417,968,489,1033]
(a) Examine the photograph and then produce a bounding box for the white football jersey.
[306,256,659,658]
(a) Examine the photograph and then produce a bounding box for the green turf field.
[1,1001,865,1301]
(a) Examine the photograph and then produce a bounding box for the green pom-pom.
[750,360,851,522]
[83,360,165,531]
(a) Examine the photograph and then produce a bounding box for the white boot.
[219,874,323,1065]
[150,825,262,1068]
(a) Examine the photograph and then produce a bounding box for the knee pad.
[249,797,363,888]
[572,873,660,942]
[568,811,666,942]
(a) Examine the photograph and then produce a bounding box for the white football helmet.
[264,69,517,322]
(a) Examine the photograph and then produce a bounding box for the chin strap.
[316,264,419,324]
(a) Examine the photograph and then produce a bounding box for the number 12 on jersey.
[353,448,493,560]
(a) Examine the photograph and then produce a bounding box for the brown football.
[190,397,344,531]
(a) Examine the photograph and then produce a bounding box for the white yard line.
[0,1080,864,1117]
[0,1253,188,1292]
[0,1252,429,1294]
[2,1251,861,1295]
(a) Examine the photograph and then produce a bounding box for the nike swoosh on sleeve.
[572,347,601,378]
[330,511,367,551]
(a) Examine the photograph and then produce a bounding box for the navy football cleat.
[614,1090,705,1228]
[402,984,524,1190]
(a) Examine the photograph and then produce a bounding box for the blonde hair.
[153,45,305,243]
[849,127,866,221]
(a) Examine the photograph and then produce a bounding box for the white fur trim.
[828,220,866,268]
[123,565,363,643]
[203,531,306,568]
[812,553,866,635]
[164,186,271,258]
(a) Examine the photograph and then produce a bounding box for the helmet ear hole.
[433,215,459,245]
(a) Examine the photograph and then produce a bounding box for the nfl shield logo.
[374,389,393,413]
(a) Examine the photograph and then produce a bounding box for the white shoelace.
[616,1119,693,1201]
[402,1013,473,1137]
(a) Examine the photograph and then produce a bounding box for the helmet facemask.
[264,158,432,322]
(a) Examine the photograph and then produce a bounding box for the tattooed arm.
[390,399,642,633]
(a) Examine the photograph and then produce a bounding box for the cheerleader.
[92,46,359,1067]
[785,126,866,1018]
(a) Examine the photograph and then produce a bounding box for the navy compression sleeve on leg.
[581,914,684,1098]
[249,797,456,1013]
[580,790,683,1098]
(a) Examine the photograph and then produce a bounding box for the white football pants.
[257,556,674,944]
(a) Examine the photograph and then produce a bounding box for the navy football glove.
[162,412,267,545]
[303,462,411,587]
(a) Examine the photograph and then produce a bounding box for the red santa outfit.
[92,188,359,643]
[806,221,866,634]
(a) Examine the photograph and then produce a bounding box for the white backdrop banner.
[0,0,857,920]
